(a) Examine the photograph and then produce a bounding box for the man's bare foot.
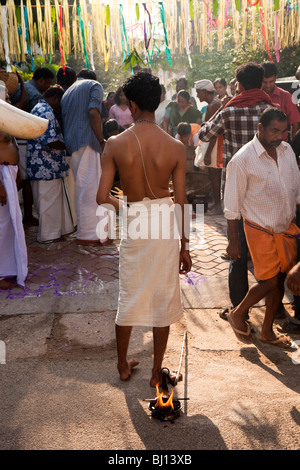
[260,333,293,349]
[118,359,139,381]
[150,369,183,388]
[0,278,16,290]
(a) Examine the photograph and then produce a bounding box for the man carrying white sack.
[0,128,27,289]
[97,72,192,387]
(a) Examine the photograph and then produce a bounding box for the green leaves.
[122,48,146,70]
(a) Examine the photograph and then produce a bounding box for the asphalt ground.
[1,211,300,453]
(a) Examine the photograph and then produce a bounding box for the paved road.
[1,213,300,451]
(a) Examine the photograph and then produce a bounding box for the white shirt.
[224,134,300,233]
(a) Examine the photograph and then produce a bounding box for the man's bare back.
[99,122,186,205]
[109,122,184,201]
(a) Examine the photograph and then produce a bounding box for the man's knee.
[261,273,283,292]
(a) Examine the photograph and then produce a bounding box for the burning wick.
[155,384,174,411]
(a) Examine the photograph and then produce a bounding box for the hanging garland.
[0,0,300,71]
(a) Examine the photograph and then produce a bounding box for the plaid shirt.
[198,102,272,196]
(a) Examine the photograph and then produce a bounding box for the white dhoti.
[116,197,183,327]
[31,178,75,243]
[0,165,28,286]
[71,146,108,242]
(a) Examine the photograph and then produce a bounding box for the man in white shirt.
[224,107,300,348]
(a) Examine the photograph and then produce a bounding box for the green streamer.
[106,5,110,26]
[158,1,172,66]
[213,0,219,16]
[135,3,140,21]
[77,4,89,70]
[189,0,194,20]
[235,0,241,12]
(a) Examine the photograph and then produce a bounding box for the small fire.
[155,384,174,410]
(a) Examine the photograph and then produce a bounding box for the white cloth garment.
[0,164,28,286]
[71,145,110,241]
[116,197,183,327]
[224,135,300,233]
[31,178,75,243]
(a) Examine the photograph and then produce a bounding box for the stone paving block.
[0,313,54,361]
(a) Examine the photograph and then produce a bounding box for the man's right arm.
[223,159,247,260]
[172,142,192,274]
[198,111,224,142]
[89,108,105,150]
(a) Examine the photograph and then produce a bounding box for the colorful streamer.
[158,1,172,66]
[1,0,300,72]
[77,3,89,70]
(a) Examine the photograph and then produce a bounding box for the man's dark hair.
[104,119,119,134]
[259,107,287,127]
[56,66,76,88]
[235,62,264,90]
[177,77,187,88]
[33,67,54,81]
[77,69,97,80]
[261,61,278,78]
[122,72,161,112]
[177,122,191,136]
[43,84,64,99]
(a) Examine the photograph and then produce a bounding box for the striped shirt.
[224,135,300,233]
[198,102,272,195]
[61,78,103,154]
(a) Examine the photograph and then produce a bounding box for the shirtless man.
[97,72,192,386]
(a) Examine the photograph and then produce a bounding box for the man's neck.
[134,111,155,123]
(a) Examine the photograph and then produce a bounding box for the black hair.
[261,61,278,78]
[43,84,64,99]
[33,67,54,81]
[259,107,287,127]
[114,87,124,106]
[214,78,227,87]
[56,66,77,88]
[77,69,97,80]
[122,71,161,112]
[177,77,187,87]
[104,119,119,134]
[235,62,264,90]
[177,90,190,102]
[177,122,191,136]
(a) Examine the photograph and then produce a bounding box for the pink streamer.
[203,0,217,29]
[274,13,280,62]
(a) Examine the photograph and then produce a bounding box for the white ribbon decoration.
[1,6,12,72]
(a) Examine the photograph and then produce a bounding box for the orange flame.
[155,384,174,410]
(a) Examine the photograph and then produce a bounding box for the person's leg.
[226,274,280,342]
[207,168,222,214]
[150,326,170,387]
[228,218,249,315]
[115,324,139,381]
[260,273,286,342]
[22,179,38,225]
[281,211,300,330]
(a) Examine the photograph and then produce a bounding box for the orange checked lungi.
[243,219,300,281]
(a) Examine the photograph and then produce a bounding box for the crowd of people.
[1,60,300,383]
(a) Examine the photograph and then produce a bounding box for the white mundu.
[116,197,182,327]
[0,164,28,286]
